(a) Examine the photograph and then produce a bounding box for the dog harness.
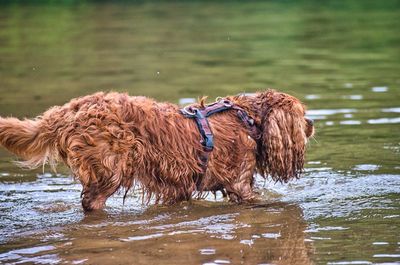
[180,99,260,173]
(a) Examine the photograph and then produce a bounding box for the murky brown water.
[0,1,400,264]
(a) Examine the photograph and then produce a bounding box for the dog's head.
[254,90,314,182]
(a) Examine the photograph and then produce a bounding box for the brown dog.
[0,90,314,211]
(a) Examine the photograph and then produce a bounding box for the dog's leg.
[134,172,195,205]
[225,153,257,203]
[161,183,194,205]
[81,174,122,211]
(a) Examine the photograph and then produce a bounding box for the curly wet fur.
[0,90,314,211]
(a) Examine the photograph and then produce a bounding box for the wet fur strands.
[0,90,314,211]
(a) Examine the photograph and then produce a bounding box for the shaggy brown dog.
[0,90,314,211]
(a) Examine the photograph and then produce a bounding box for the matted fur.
[0,90,314,211]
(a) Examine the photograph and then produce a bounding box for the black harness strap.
[180,99,260,174]
[231,106,261,141]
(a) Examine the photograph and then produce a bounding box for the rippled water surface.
[0,1,399,264]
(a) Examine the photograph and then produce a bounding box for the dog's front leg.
[81,174,122,212]
[225,151,257,203]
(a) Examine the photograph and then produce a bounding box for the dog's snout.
[305,118,314,138]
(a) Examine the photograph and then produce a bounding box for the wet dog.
[0,90,314,211]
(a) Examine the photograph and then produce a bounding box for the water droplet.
[179,98,196,105]
[214,259,230,264]
[199,248,216,255]
[372,86,388,92]
[339,120,361,125]
[305,94,321,100]
[372,242,389,245]
[353,164,380,171]
[344,83,353,88]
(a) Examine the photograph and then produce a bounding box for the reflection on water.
[1,200,313,265]
[1,171,399,264]
[0,1,400,264]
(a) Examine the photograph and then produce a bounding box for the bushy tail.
[0,117,58,170]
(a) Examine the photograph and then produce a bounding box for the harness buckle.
[181,105,196,116]
[221,99,233,107]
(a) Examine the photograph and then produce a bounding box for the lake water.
[0,1,399,264]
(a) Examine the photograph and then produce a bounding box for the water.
[0,1,399,264]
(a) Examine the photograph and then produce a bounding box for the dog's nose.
[306,118,314,126]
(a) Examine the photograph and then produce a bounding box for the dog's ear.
[256,95,306,183]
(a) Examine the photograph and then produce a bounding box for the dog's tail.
[0,117,59,170]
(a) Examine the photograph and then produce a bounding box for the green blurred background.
[0,1,399,264]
